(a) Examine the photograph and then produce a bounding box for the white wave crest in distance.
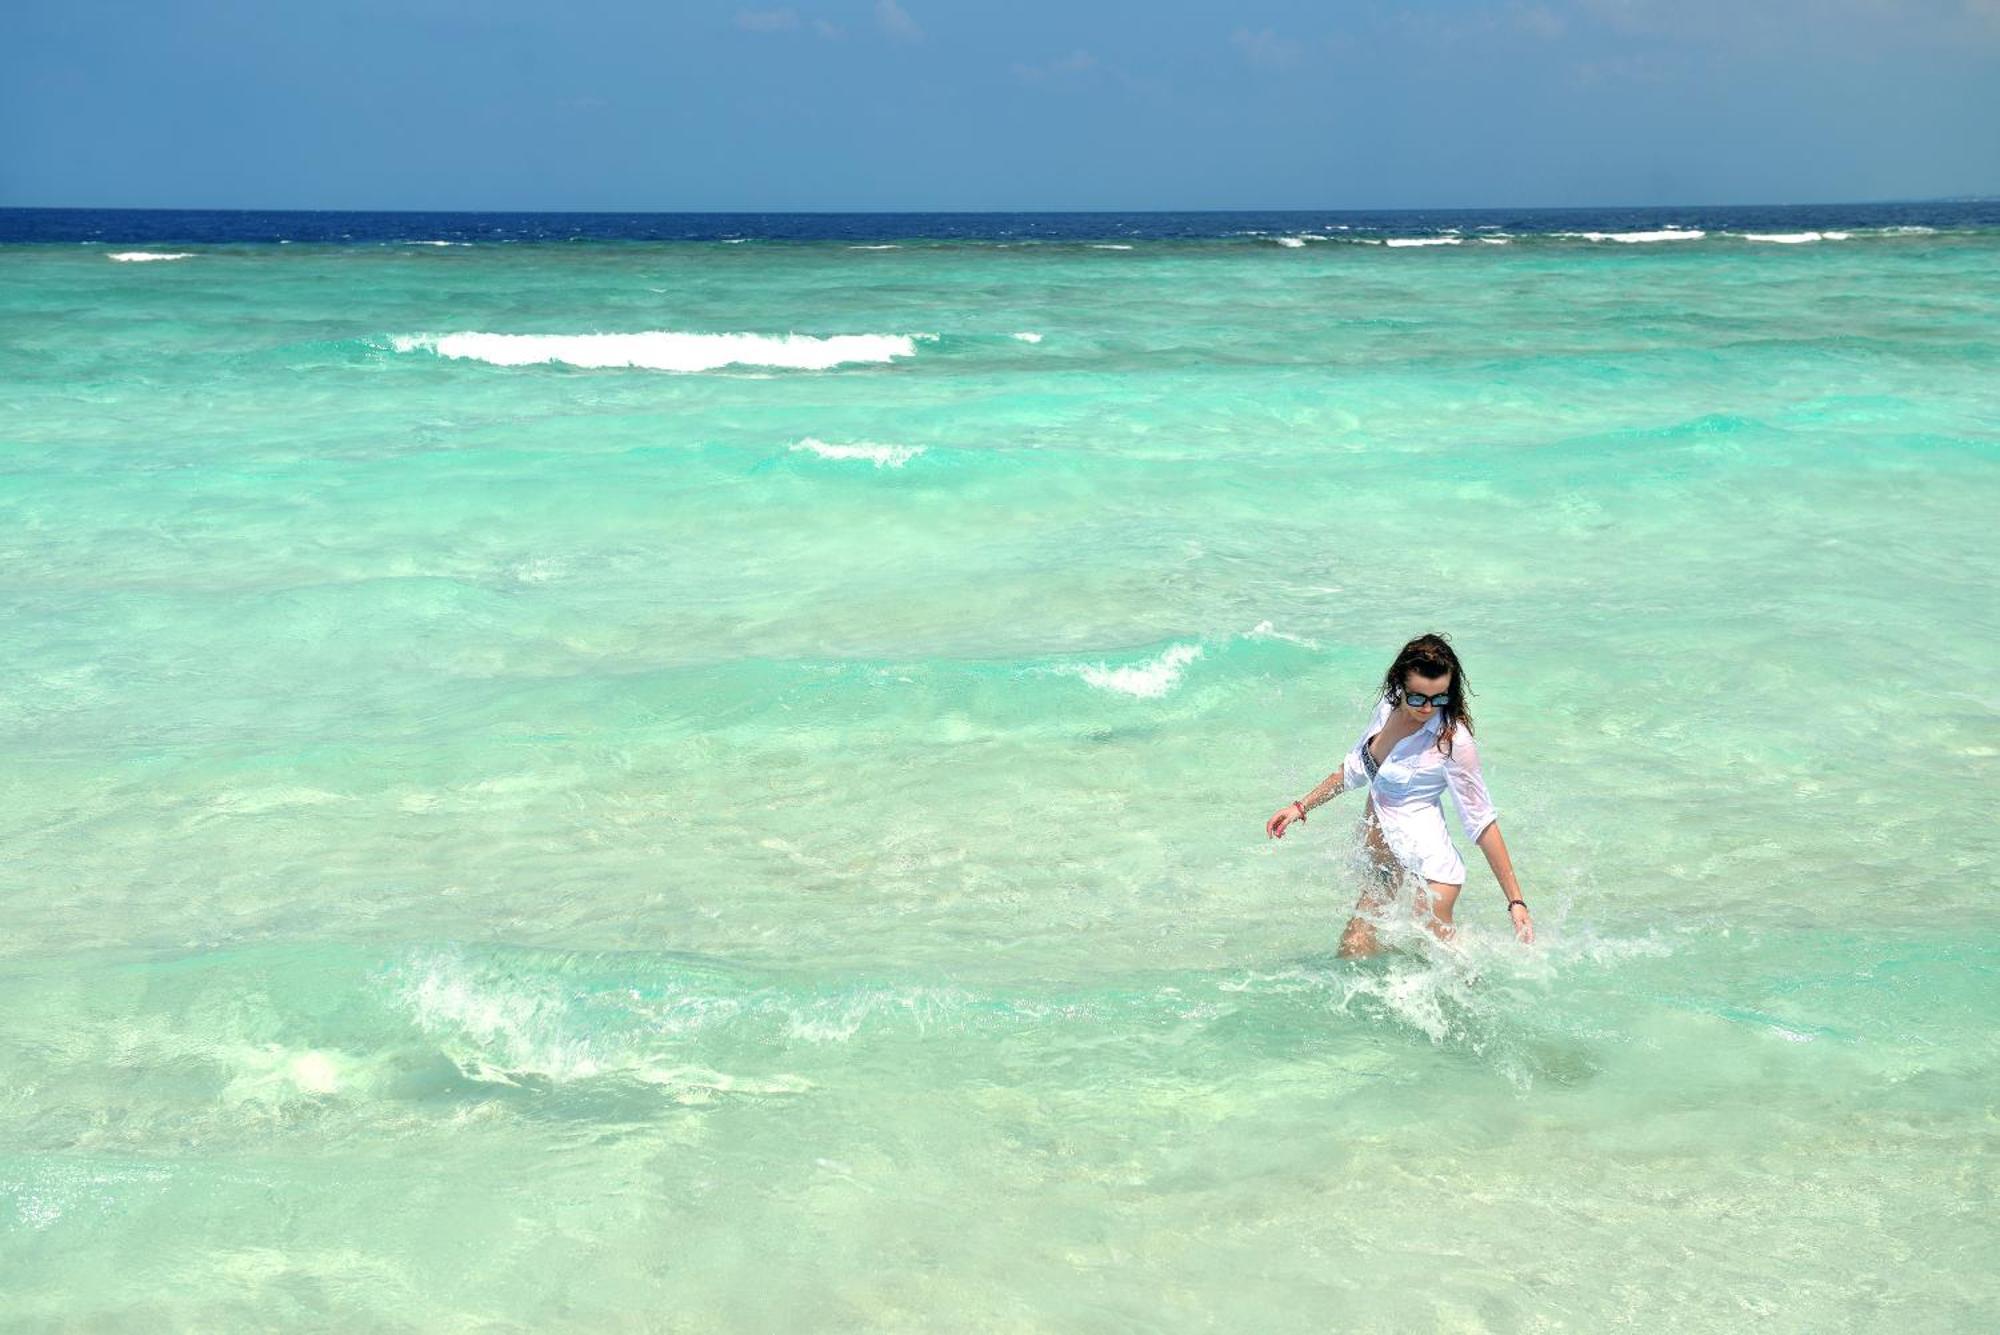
[1385,237,1462,247]
[790,438,926,467]
[1741,231,1850,243]
[1557,229,1706,243]
[107,252,194,262]
[1078,644,1202,698]
[391,331,923,372]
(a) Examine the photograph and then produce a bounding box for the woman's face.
[1396,669,1452,722]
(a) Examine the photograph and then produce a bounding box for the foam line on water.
[389,330,927,372]
[1554,229,1705,243]
[1069,643,1204,698]
[789,437,926,468]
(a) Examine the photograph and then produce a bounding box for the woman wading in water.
[1266,633,1533,957]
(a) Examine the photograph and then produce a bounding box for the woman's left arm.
[1475,823,1533,944]
[1445,733,1532,943]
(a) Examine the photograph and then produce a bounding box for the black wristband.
[1507,898,1527,911]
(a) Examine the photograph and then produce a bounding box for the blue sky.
[5,0,1997,210]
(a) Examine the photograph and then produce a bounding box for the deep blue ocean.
[6,199,1997,245]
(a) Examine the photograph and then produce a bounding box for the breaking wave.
[789,437,926,468]
[1554,228,1705,243]
[1074,643,1203,699]
[388,330,926,372]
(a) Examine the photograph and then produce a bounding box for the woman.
[1265,633,1533,958]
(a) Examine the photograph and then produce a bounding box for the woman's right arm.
[1266,760,1361,838]
[1268,773,1342,838]
[1267,697,1387,838]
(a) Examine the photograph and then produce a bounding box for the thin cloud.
[735,8,800,33]
[1231,27,1305,69]
[1510,3,1567,39]
[736,8,842,40]
[1011,49,1098,82]
[876,0,922,42]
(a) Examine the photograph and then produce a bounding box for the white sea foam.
[1245,620,1320,649]
[394,949,811,1097]
[790,437,925,467]
[407,239,470,247]
[1878,225,1936,234]
[391,330,923,372]
[1479,237,1512,244]
[1385,237,1462,247]
[107,251,193,262]
[1077,643,1202,698]
[1273,236,1308,247]
[1742,231,1831,244]
[1089,243,1135,250]
[849,244,902,250]
[1558,229,1705,243]
[1010,331,1044,343]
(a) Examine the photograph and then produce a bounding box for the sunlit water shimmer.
[2,206,1997,1331]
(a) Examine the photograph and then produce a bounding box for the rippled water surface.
[2,207,1997,1330]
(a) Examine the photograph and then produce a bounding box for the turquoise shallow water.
[2,219,1997,1330]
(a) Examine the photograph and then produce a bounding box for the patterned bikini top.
[1355,733,1382,782]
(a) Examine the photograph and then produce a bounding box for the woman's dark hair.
[1379,632,1474,757]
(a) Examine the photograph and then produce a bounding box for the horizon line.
[3,195,1995,217]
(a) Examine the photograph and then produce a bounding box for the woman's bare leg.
[1339,798,1402,958]
[1338,884,1392,958]
[1416,880,1463,944]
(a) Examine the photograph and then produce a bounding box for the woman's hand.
[1509,901,1534,944]
[1266,802,1306,839]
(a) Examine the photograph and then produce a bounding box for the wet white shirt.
[1338,696,1499,885]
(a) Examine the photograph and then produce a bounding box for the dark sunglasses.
[1399,689,1452,709]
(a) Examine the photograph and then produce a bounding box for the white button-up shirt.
[1338,696,1499,885]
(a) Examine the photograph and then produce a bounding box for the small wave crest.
[789,437,926,468]
[1075,643,1203,699]
[1244,619,1320,649]
[1740,231,1848,244]
[1556,228,1706,243]
[1385,237,1462,247]
[107,251,194,262]
[391,948,813,1098]
[389,330,925,373]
